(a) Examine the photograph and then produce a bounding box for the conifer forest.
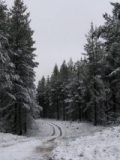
[37,2,120,126]
[1,1,120,160]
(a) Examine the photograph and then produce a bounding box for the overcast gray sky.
[6,0,119,84]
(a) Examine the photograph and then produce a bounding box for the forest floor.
[0,119,120,160]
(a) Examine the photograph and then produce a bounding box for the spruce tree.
[59,61,69,120]
[8,0,38,134]
[44,76,51,118]
[84,24,106,125]
[0,0,15,132]
[99,2,120,123]
[37,77,46,118]
[50,64,60,119]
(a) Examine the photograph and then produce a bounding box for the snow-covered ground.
[0,120,55,160]
[52,125,120,160]
[0,119,120,160]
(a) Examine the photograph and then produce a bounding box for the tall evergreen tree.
[0,0,15,132]
[50,64,60,119]
[37,77,46,118]
[44,76,51,118]
[8,0,38,134]
[59,61,69,120]
[84,24,106,125]
[99,2,120,122]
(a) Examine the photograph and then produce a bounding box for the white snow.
[0,137,42,160]
[0,119,54,160]
[0,119,120,160]
[52,125,120,160]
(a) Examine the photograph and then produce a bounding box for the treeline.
[0,0,39,135]
[37,2,120,125]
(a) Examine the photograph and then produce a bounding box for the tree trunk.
[94,103,97,126]
[57,98,60,120]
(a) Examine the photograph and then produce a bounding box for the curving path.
[34,120,63,160]
[48,122,63,137]
[0,119,63,160]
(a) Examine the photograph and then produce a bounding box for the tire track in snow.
[49,122,62,137]
[35,121,63,160]
[48,124,55,137]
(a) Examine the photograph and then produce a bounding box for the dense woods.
[1,0,120,136]
[37,2,120,125]
[1,1,120,160]
[0,0,39,135]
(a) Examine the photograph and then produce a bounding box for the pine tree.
[74,60,87,121]
[8,0,38,134]
[50,64,60,119]
[59,61,69,120]
[37,77,46,118]
[44,76,51,118]
[0,0,15,132]
[84,24,106,125]
[99,2,120,123]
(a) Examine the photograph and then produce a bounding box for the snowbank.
[0,132,42,160]
[52,126,120,160]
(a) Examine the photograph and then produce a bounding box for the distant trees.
[37,2,120,125]
[0,0,38,135]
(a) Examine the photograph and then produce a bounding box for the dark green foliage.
[37,77,46,118]
[0,0,38,135]
[8,0,38,134]
[0,0,16,132]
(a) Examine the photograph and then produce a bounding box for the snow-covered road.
[1,119,120,160]
[34,121,63,159]
[0,119,64,160]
